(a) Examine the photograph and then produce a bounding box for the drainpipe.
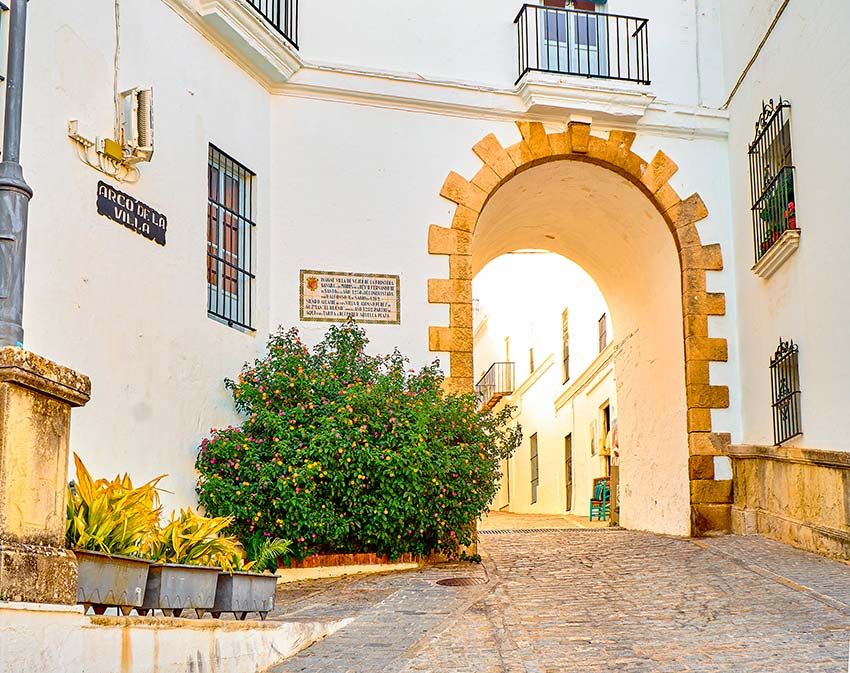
[0,0,32,347]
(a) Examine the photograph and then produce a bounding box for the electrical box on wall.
[68,86,154,183]
[119,87,154,164]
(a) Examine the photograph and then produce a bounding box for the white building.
[473,253,616,519]
[14,0,850,557]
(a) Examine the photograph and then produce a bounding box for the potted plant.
[785,201,797,230]
[140,508,244,618]
[66,454,164,615]
[211,537,290,621]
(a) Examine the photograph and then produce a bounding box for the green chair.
[589,477,610,521]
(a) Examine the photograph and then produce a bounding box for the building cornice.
[554,342,617,412]
[278,63,729,139]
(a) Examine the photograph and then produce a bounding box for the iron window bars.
[245,0,299,49]
[749,99,796,263]
[207,145,256,331]
[770,339,802,445]
[514,4,650,85]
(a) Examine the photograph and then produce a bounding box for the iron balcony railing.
[475,362,516,411]
[514,4,649,85]
[246,0,299,49]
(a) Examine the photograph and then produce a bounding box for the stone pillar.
[0,347,90,604]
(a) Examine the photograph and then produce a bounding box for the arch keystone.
[567,121,591,153]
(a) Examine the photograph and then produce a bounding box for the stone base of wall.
[0,541,77,604]
[728,444,850,562]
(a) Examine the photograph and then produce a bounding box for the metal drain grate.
[436,577,488,587]
[478,528,575,534]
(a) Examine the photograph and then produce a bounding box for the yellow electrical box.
[102,138,124,161]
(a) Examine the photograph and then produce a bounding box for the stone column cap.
[0,347,90,407]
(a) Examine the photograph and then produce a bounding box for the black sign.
[96,181,167,246]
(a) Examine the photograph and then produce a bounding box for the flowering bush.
[196,322,521,560]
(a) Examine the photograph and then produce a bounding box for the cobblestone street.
[270,528,850,673]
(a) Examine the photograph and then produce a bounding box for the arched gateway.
[428,121,731,537]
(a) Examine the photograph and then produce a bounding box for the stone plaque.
[300,270,400,325]
[96,180,167,246]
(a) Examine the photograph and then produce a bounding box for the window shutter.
[574,0,597,11]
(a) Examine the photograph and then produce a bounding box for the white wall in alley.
[719,0,850,451]
[472,252,614,516]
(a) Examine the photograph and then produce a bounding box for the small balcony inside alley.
[476,362,516,412]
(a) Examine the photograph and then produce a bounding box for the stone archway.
[427,121,731,537]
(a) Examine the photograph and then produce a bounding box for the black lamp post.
[0,0,31,347]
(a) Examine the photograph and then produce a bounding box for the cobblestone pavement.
[270,530,850,673]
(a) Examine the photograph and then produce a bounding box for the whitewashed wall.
[19,0,740,522]
[25,0,273,507]
[719,0,850,451]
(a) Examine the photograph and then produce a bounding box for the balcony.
[514,4,650,86]
[476,362,516,412]
[245,0,299,50]
[193,0,302,84]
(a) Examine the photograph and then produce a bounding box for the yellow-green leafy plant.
[66,453,164,556]
[243,536,291,573]
[145,508,249,572]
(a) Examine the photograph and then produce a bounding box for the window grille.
[598,313,607,353]
[770,339,802,445]
[530,433,539,504]
[207,145,255,331]
[749,99,797,263]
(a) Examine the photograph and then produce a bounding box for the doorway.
[565,433,573,512]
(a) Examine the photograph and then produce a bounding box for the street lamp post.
[0,0,32,347]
